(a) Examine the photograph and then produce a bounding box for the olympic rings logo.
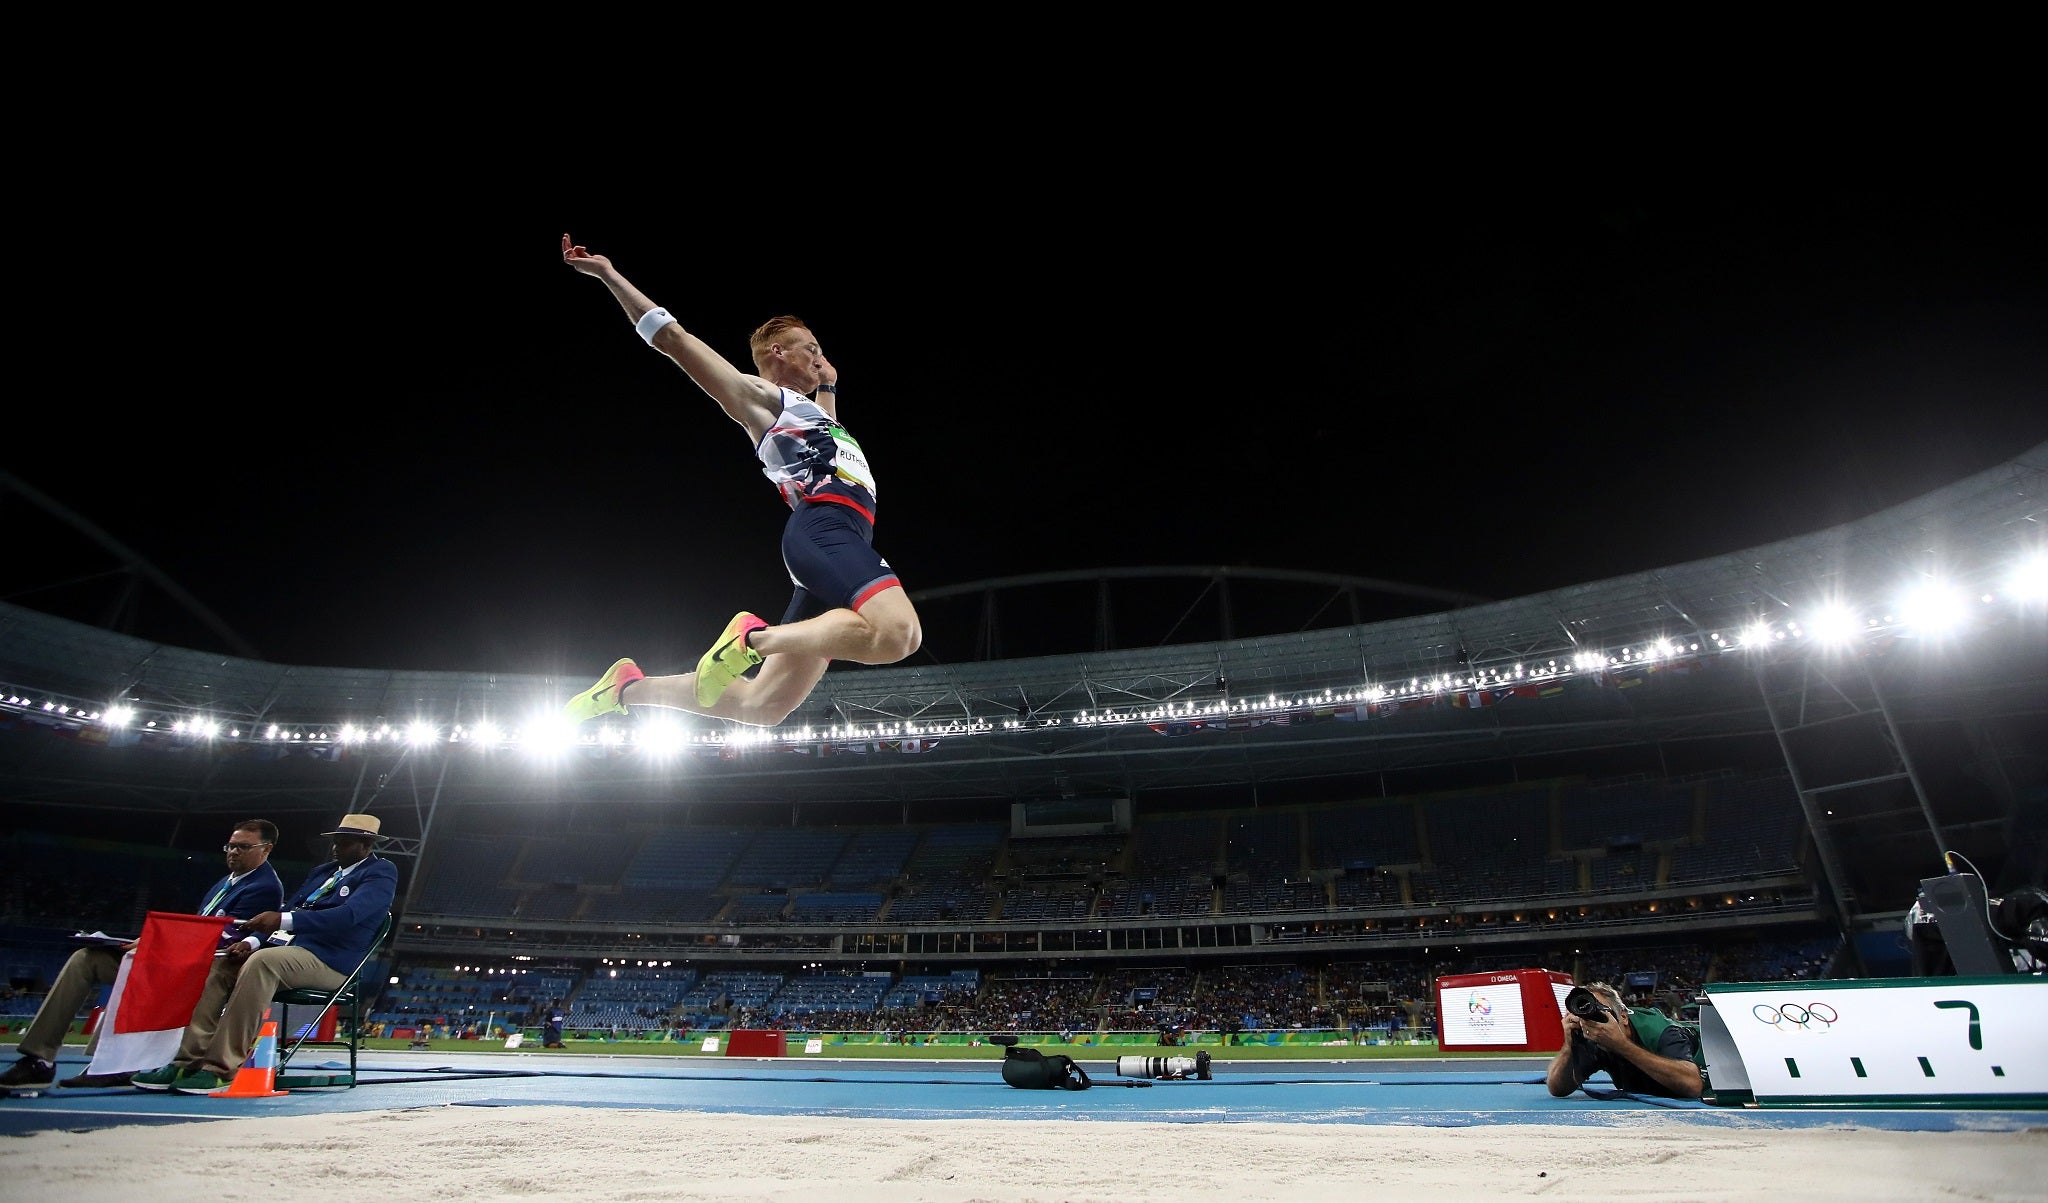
[1751,1002,1839,1029]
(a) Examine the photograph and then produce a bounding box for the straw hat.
[323,813,383,841]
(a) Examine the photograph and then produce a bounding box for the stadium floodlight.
[520,712,578,759]
[104,705,134,728]
[2009,552,2048,603]
[1803,603,1860,647]
[406,720,439,747]
[637,718,689,758]
[1898,579,1969,638]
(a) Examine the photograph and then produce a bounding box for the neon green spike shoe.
[563,657,645,722]
[694,613,767,707]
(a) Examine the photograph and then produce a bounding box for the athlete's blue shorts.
[779,499,901,625]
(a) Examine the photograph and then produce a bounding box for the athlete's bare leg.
[624,653,830,728]
[621,587,922,728]
[752,587,921,666]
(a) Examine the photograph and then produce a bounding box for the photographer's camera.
[1564,986,1616,1043]
[1116,1051,1212,1081]
[1564,986,1612,1021]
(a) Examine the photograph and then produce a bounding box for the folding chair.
[272,912,393,1088]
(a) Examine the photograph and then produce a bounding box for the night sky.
[7,188,2043,680]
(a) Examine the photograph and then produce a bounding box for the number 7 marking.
[1933,1000,1982,1050]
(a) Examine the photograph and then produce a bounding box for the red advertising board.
[723,1028,788,1057]
[1435,968,1572,1052]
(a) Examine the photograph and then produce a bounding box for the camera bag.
[999,1044,1093,1090]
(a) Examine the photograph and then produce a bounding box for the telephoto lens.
[1115,1051,1213,1080]
[1564,986,1610,1021]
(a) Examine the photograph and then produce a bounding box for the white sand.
[2,1106,2040,1202]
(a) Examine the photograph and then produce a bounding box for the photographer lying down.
[1545,981,1705,1100]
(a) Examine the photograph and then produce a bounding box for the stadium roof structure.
[3,443,2045,917]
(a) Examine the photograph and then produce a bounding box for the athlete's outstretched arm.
[561,234,779,437]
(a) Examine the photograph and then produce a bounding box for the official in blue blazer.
[135,813,399,1093]
[187,824,291,941]
[1,819,287,1090]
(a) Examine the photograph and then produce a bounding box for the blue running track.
[3,1049,2041,1137]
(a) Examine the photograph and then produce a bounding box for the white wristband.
[635,307,677,345]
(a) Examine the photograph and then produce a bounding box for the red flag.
[113,911,227,1033]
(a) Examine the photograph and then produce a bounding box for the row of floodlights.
[7,553,2044,754]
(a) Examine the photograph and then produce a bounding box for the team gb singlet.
[755,388,878,523]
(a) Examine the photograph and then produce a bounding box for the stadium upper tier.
[1,442,2043,817]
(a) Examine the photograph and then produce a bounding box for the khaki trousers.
[17,947,121,1061]
[176,947,344,1076]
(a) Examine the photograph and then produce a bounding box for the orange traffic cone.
[212,1010,289,1097]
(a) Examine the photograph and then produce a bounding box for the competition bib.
[831,427,875,496]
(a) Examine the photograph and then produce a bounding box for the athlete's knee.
[872,612,921,662]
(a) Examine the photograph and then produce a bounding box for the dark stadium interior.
[4,444,2046,1049]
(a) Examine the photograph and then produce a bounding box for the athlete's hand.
[562,233,614,276]
[816,352,837,391]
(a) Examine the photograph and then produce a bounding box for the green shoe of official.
[131,1063,184,1091]
[171,1068,230,1094]
[694,613,767,707]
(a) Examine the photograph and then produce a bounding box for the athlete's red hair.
[749,315,813,373]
